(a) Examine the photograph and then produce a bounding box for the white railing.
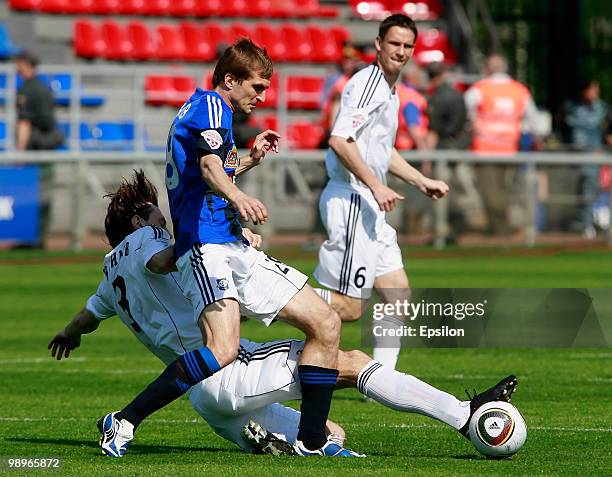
[0,150,610,249]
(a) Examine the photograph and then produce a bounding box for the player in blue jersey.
[99,40,346,457]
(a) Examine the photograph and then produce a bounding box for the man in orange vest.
[465,53,538,234]
[395,63,430,151]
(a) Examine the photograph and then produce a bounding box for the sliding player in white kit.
[49,171,517,456]
[314,14,450,370]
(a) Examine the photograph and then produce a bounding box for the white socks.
[357,360,470,431]
[313,288,332,304]
[372,314,403,369]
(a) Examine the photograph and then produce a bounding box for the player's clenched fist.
[229,190,268,224]
[418,177,449,200]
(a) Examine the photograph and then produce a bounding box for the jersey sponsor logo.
[352,113,366,129]
[201,129,223,150]
[177,102,191,119]
[216,278,230,291]
[225,146,238,168]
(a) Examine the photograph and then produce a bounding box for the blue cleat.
[294,437,366,457]
[97,412,134,457]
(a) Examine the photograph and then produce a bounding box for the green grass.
[0,246,611,476]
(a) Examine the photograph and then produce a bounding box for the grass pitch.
[0,245,611,476]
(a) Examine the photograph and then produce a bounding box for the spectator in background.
[319,43,363,148]
[464,53,539,235]
[395,63,429,151]
[15,51,64,248]
[564,78,612,238]
[232,111,262,149]
[16,51,63,151]
[426,62,485,233]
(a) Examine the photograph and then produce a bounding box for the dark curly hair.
[104,170,159,248]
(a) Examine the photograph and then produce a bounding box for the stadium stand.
[10,0,339,18]
[0,24,21,59]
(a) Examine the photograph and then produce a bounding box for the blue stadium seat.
[48,74,105,107]
[0,24,21,59]
[81,121,135,151]
[0,73,6,106]
[0,121,6,150]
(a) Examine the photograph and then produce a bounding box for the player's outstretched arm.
[200,154,268,224]
[389,148,449,199]
[48,307,100,360]
[330,135,404,212]
[236,129,280,176]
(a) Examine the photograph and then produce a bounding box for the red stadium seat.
[90,0,121,14]
[9,0,40,11]
[194,0,222,17]
[252,23,287,61]
[228,23,252,44]
[117,0,146,15]
[127,21,155,60]
[142,0,171,16]
[202,23,228,58]
[287,76,324,109]
[280,24,311,62]
[219,0,247,18]
[260,74,278,108]
[156,24,186,61]
[269,0,292,18]
[329,26,352,47]
[414,28,457,65]
[306,26,340,63]
[66,0,95,14]
[74,20,104,59]
[179,22,215,62]
[38,0,69,13]
[260,114,278,131]
[169,0,196,17]
[169,75,196,106]
[202,71,213,89]
[100,21,132,60]
[144,75,174,106]
[288,122,323,149]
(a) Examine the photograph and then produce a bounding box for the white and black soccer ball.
[469,401,527,458]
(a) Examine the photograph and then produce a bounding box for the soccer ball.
[469,401,527,458]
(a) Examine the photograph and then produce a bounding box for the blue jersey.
[165,89,242,257]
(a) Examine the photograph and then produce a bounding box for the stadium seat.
[228,23,252,44]
[287,122,323,149]
[38,0,69,13]
[48,74,105,107]
[170,75,196,107]
[259,74,278,108]
[127,21,155,61]
[0,73,6,106]
[219,0,248,18]
[260,114,278,131]
[0,24,21,59]
[100,21,132,61]
[253,23,287,61]
[83,121,134,151]
[145,75,174,106]
[9,0,39,11]
[413,28,457,65]
[193,0,222,17]
[156,24,186,61]
[307,26,341,63]
[117,0,146,15]
[329,26,352,48]
[169,0,196,17]
[202,23,228,58]
[280,24,312,62]
[287,75,324,109]
[142,0,171,16]
[74,20,104,59]
[0,121,6,150]
[90,0,121,15]
[179,22,215,62]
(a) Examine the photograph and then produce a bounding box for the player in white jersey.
[49,171,517,457]
[314,14,450,370]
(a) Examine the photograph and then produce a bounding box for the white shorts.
[315,182,404,299]
[177,242,308,326]
[188,338,304,451]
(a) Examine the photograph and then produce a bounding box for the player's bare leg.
[277,285,343,452]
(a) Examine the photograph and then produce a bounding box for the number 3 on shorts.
[354,266,366,288]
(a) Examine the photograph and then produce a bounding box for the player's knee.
[208,340,239,368]
[337,298,365,322]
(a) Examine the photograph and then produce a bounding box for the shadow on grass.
[7,437,235,455]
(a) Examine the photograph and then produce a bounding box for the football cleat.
[459,375,518,438]
[97,412,134,457]
[242,420,296,456]
[294,437,366,457]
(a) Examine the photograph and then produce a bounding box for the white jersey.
[86,226,202,365]
[326,64,399,189]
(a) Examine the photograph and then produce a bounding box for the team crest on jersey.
[225,146,238,168]
[216,278,230,291]
[202,130,223,150]
[352,113,366,129]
